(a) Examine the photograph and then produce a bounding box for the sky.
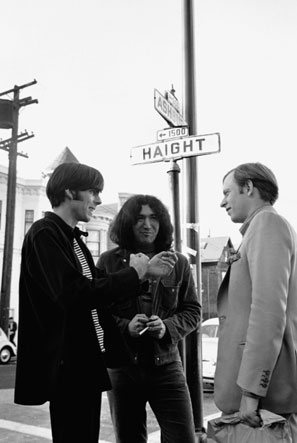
[1,0,297,246]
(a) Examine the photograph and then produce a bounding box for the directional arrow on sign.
[157,126,189,141]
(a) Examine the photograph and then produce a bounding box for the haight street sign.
[154,89,187,127]
[130,132,221,165]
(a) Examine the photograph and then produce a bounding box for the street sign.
[154,89,187,127]
[131,132,221,165]
[165,90,180,113]
[157,126,189,141]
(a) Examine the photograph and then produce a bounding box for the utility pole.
[0,80,38,335]
[182,1,206,441]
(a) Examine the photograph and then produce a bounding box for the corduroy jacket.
[15,212,142,405]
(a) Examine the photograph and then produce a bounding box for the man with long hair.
[97,194,200,443]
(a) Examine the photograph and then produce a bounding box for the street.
[0,360,219,442]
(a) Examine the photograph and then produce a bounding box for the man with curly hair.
[97,194,201,443]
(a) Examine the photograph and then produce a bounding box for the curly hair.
[110,194,173,252]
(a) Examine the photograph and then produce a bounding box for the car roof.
[202,317,219,326]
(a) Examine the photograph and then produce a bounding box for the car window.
[201,324,218,338]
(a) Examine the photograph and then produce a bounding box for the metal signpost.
[131,83,220,441]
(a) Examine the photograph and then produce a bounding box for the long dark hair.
[110,194,173,252]
[46,162,104,207]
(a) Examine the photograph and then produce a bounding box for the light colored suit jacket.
[214,205,297,415]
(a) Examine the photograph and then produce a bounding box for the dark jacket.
[97,247,201,367]
[15,212,142,405]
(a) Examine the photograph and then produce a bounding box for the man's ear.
[245,179,254,196]
[65,189,74,200]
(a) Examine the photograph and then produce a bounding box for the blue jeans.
[107,361,196,443]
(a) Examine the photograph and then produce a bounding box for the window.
[24,210,34,235]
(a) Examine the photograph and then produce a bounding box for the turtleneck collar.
[133,242,156,257]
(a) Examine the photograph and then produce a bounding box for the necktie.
[73,237,105,352]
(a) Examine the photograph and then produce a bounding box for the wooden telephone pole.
[0,80,38,335]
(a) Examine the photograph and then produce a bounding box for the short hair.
[110,194,173,252]
[223,162,279,205]
[46,162,104,208]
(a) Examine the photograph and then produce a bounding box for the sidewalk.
[0,388,220,442]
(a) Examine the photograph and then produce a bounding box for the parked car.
[201,317,219,389]
[0,327,17,364]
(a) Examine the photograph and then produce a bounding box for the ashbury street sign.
[154,89,187,127]
[130,132,221,165]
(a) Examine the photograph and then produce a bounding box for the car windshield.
[201,325,217,338]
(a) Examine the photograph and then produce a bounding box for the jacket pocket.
[156,279,180,312]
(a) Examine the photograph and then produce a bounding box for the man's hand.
[146,251,178,278]
[128,314,149,337]
[239,394,261,427]
[129,253,150,280]
[146,315,166,339]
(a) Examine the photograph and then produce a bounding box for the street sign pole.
[166,160,186,367]
[167,161,182,253]
[182,1,206,441]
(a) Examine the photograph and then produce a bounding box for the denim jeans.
[107,361,196,443]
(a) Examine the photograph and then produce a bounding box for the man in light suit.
[214,162,297,440]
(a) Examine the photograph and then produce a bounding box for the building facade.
[200,236,234,320]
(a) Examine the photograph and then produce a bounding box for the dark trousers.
[107,361,196,443]
[49,371,102,443]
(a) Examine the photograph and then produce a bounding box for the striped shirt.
[73,238,105,352]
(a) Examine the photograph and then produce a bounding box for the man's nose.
[95,195,102,206]
[143,217,151,227]
[220,198,226,208]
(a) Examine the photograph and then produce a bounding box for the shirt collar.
[44,211,88,240]
[239,204,275,236]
